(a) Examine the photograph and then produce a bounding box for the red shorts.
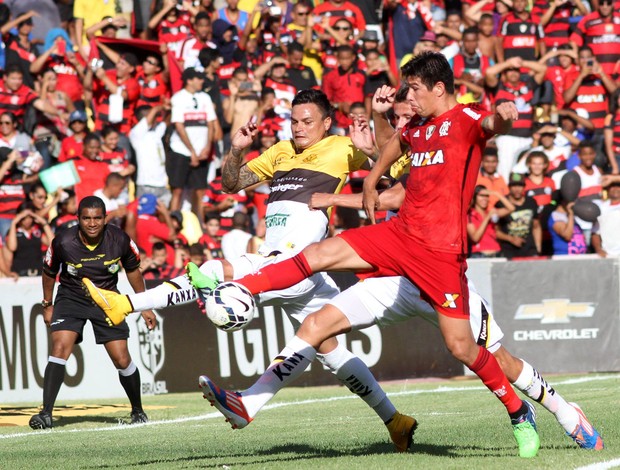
[338,218,470,319]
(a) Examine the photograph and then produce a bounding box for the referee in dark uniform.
[30,196,156,429]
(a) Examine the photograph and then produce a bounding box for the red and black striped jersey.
[493,76,537,138]
[0,173,25,220]
[499,12,543,61]
[563,69,609,130]
[0,83,38,123]
[570,11,620,78]
[136,70,169,108]
[156,12,193,59]
[531,0,573,48]
[92,70,140,134]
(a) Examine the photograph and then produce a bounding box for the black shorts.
[50,297,129,344]
[166,150,209,190]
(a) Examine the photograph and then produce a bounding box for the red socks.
[470,346,523,414]
[236,253,313,294]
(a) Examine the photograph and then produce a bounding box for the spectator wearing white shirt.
[168,68,217,226]
[93,172,128,228]
[221,211,252,260]
[129,104,170,206]
[593,181,620,257]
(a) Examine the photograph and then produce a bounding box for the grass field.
[1,373,619,469]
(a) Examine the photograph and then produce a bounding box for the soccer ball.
[205,282,257,331]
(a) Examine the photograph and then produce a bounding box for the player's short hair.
[105,172,126,185]
[101,125,119,139]
[394,84,410,103]
[292,89,333,119]
[78,196,106,217]
[578,140,596,153]
[401,52,455,94]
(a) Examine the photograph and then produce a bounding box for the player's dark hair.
[199,47,221,68]
[401,52,455,94]
[78,196,106,217]
[394,84,410,103]
[292,89,333,119]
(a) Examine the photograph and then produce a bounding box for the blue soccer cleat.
[199,375,252,429]
[567,403,604,450]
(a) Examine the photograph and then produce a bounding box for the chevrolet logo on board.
[514,299,596,324]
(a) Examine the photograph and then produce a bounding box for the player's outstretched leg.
[509,358,603,450]
[511,400,540,458]
[386,412,418,452]
[82,278,132,326]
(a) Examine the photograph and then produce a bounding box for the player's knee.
[444,336,476,364]
[111,353,132,370]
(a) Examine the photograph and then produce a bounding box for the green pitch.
[1,373,618,469]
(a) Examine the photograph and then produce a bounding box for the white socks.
[242,336,316,418]
[317,343,396,423]
[129,260,224,311]
[513,359,579,434]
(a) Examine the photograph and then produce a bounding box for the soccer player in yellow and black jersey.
[30,196,156,430]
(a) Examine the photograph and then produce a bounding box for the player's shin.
[471,346,523,415]
[236,253,313,295]
[513,359,579,433]
[129,261,224,311]
[241,336,316,417]
[317,343,396,422]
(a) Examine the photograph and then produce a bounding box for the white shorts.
[328,276,504,353]
[229,253,340,328]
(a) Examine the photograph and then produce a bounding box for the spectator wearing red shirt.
[313,0,366,35]
[322,45,366,133]
[198,214,224,259]
[569,0,620,78]
[467,184,515,258]
[100,126,136,179]
[71,133,111,203]
[30,28,87,103]
[452,27,493,103]
[148,0,194,60]
[497,0,544,63]
[563,47,618,169]
[58,110,88,163]
[531,0,587,50]
[540,44,578,110]
[85,53,140,135]
[135,194,177,265]
[485,56,547,180]
[605,89,620,174]
[0,65,59,128]
[5,15,37,89]
[524,150,556,207]
[136,53,169,110]
[179,12,216,70]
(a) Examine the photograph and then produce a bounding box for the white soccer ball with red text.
[205,282,257,331]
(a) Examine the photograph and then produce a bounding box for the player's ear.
[323,115,332,132]
[434,81,445,97]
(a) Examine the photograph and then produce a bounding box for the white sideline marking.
[575,459,620,470]
[1,374,617,442]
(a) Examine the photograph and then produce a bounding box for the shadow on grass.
[84,441,470,468]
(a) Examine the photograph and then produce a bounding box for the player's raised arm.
[483,101,518,136]
[362,131,404,223]
[222,118,261,193]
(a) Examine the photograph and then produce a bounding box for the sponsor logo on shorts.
[51,319,65,326]
[265,213,290,228]
[442,293,459,308]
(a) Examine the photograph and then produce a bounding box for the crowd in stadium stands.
[0,0,619,279]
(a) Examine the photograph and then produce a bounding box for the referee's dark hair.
[292,89,333,120]
[78,195,106,217]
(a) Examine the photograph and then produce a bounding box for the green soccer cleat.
[386,411,418,452]
[186,262,219,303]
[82,278,132,326]
[512,400,540,458]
